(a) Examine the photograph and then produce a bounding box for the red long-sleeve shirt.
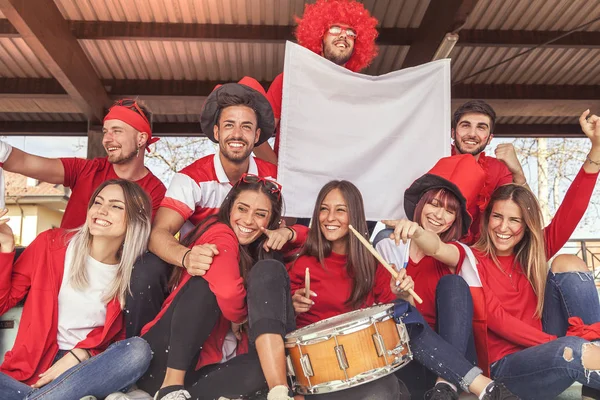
[288,252,396,328]
[472,167,599,364]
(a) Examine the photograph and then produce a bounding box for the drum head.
[286,303,394,343]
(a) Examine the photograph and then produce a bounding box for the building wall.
[5,204,63,246]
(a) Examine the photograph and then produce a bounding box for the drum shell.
[286,306,411,394]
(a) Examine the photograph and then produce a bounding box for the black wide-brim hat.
[200,77,275,146]
[404,154,486,237]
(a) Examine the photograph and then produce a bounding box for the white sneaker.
[267,385,294,400]
[153,389,191,400]
[105,389,153,400]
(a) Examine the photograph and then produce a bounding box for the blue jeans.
[436,275,478,366]
[402,302,482,392]
[0,337,152,400]
[491,270,600,400]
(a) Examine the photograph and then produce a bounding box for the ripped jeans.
[491,270,600,400]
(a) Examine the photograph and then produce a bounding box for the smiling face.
[87,184,127,240]
[102,120,145,164]
[451,112,493,156]
[214,105,261,164]
[420,194,457,236]
[318,188,350,254]
[487,199,526,255]
[229,189,272,245]
[321,23,355,66]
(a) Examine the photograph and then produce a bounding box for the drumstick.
[348,225,423,304]
[304,267,310,298]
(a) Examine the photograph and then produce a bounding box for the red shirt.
[407,245,466,328]
[160,154,277,227]
[0,229,124,384]
[474,167,599,365]
[266,73,284,156]
[142,222,248,370]
[288,252,396,329]
[60,157,166,229]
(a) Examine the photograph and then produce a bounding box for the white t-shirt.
[57,241,119,350]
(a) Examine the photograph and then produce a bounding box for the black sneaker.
[482,382,520,400]
[582,385,600,400]
[424,382,459,400]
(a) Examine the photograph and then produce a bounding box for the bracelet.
[85,349,92,359]
[69,350,82,363]
[586,155,600,166]
[285,227,295,241]
[181,249,192,269]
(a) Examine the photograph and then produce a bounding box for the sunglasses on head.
[328,25,357,39]
[237,173,282,199]
[114,99,150,125]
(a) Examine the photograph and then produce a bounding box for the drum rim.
[285,303,395,343]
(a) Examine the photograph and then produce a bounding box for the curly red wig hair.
[295,0,379,72]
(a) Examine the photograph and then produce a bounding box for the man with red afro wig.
[254,0,379,164]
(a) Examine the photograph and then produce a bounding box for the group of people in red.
[0,1,599,400]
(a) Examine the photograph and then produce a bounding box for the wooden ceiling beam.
[0,0,110,122]
[2,18,599,48]
[2,78,598,102]
[0,120,583,138]
[401,0,480,68]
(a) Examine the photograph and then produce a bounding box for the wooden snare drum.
[285,304,411,394]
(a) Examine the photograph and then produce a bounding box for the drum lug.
[334,345,349,370]
[372,333,386,357]
[300,354,314,377]
[387,345,404,356]
[286,355,296,377]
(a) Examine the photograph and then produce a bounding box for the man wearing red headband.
[0,99,165,229]
[125,77,289,338]
[451,100,528,243]
[254,0,379,164]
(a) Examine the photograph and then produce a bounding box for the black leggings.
[137,259,296,399]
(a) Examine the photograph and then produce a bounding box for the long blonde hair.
[68,179,151,308]
[473,184,547,318]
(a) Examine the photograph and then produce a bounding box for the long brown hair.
[473,184,547,318]
[298,180,376,309]
[413,188,463,242]
[170,179,283,286]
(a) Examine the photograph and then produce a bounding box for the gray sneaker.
[106,389,153,400]
[154,389,191,400]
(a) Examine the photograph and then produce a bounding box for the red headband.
[103,106,159,152]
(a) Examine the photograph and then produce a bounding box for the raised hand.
[0,209,14,253]
[261,226,294,252]
[495,143,526,185]
[389,268,415,303]
[580,109,600,147]
[182,243,219,276]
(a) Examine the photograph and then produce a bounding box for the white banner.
[278,41,451,220]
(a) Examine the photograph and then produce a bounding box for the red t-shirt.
[407,245,466,328]
[266,73,284,156]
[473,167,599,365]
[288,252,396,329]
[60,157,166,229]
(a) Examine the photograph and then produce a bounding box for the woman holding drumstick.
[289,180,517,400]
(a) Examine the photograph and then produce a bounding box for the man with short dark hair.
[0,99,166,229]
[126,77,282,337]
[451,99,528,243]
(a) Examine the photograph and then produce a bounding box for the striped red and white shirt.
[160,154,277,228]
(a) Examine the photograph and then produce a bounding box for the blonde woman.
[389,110,600,399]
[0,179,153,400]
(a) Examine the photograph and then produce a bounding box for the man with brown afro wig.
[254,0,379,164]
